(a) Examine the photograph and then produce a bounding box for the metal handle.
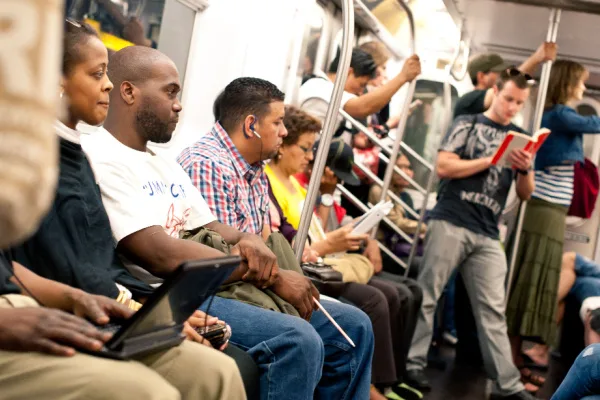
[370,0,417,238]
[293,0,354,262]
[506,8,561,298]
[449,20,471,82]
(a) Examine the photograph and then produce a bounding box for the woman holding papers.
[507,60,600,381]
[266,106,424,400]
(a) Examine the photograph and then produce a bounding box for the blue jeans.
[569,254,600,303]
[202,296,374,400]
[575,254,600,278]
[552,344,600,400]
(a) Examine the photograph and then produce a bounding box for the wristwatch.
[517,169,531,175]
[320,194,334,207]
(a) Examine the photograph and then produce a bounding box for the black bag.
[301,261,345,298]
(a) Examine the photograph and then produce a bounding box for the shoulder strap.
[467,114,478,137]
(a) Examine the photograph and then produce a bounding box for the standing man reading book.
[405,69,536,400]
[451,42,556,368]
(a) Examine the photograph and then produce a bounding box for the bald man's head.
[108,46,171,91]
[106,46,182,144]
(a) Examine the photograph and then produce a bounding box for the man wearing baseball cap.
[454,42,557,118]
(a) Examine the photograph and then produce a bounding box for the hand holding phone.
[196,323,231,349]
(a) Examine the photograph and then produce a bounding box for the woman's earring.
[60,90,64,99]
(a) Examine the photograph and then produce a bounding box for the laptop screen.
[108,256,239,346]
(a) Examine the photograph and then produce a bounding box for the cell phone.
[196,323,231,348]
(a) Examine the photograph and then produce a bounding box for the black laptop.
[85,255,240,360]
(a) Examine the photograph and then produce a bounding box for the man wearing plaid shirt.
[179,77,375,400]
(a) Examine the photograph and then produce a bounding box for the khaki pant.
[0,295,246,400]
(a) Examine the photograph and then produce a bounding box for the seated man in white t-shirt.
[82,46,374,400]
[298,47,421,140]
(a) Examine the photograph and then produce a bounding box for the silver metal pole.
[403,65,454,275]
[370,0,417,238]
[506,8,561,297]
[293,0,354,262]
[336,184,408,269]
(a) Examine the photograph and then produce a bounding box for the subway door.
[165,0,310,159]
[562,98,600,260]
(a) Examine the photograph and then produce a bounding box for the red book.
[491,128,551,167]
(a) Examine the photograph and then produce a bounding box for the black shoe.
[405,369,431,392]
[490,390,538,400]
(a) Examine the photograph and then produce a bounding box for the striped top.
[531,165,575,207]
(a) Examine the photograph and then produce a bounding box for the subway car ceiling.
[443,0,600,96]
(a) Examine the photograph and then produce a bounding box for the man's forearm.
[205,221,245,244]
[437,156,492,179]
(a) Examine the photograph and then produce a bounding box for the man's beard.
[135,103,171,144]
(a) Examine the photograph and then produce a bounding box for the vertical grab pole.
[405,22,469,274]
[370,0,417,239]
[404,65,454,275]
[506,8,561,299]
[293,0,354,262]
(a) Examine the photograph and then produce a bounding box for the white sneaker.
[580,296,600,322]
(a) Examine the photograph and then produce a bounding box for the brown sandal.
[520,367,546,388]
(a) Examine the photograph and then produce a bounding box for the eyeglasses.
[504,67,535,85]
[65,18,82,28]
[298,145,314,156]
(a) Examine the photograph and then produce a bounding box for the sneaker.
[384,390,404,400]
[490,390,538,400]
[392,383,424,400]
[405,369,431,392]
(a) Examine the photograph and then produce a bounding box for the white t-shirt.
[298,77,356,129]
[82,127,216,285]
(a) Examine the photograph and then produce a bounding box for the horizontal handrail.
[338,108,433,171]
[398,142,434,171]
[378,153,427,195]
[353,159,420,220]
[336,184,409,270]
[336,184,414,244]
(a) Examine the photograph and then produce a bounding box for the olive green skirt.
[506,198,567,344]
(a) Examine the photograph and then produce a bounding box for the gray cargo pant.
[406,219,523,396]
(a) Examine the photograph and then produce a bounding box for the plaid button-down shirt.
[178,122,270,235]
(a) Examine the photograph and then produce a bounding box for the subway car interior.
[9,0,600,398]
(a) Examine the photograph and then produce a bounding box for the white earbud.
[252,129,261,139]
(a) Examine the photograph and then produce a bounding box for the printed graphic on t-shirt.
[431,114,526,238]
[142,179,193,237]
[165,203,192,237]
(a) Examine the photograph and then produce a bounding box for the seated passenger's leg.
[141,340,246,400]
[575,253,600,279]
[200,296,323,400]
[571,277,600,311]
[340,282,396,386]
[309,298,374,400]
[460,238,523,396]
[224,345,261,400]
[551,344,600,400]
[370,274,422,381]
[407,220,467,385]
[0,349,180,400]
